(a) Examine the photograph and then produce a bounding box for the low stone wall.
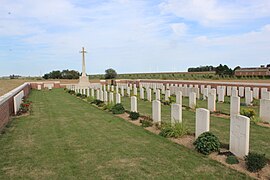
[0,83,31,131]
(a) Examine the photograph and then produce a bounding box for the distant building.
[235,65,270,77]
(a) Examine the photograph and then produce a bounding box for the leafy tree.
[50,70,62,79]
[105,68,117,79]
[215,64,233,77]
[188,65,216,72]
[43,69,80,79]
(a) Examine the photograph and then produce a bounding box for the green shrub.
[245,152,267,172]
[129,111,140,120]
[159,123,188,138]
[169,97,175,103]
[240,102,247,106]
[102,103,114,111]
[141,120,153,127]
[140,116,153,127]
[226,155,239,165]
[81,94,87,99]
[162,100,171,106]
[68,90,75,94]
[240,109,256,118]
[92,99,105,107]
[112,103,125,114]
[250,116,261,124]
[87,96,95,103]
[193,132,220,155]
[76,93,82,97]
[18,98,32,115]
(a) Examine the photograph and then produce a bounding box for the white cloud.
[160,0,270,26]
[170,23,188,36]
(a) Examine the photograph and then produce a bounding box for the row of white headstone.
[138,82,270,100]
[67,82,270,123]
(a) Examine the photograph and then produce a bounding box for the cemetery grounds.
[0,88,253,179]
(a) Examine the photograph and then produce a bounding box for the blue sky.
[0,0,270,76]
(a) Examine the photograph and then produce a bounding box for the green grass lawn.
[0,89,250,179]
[121,93,270,159]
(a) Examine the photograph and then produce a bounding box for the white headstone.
[253,87,259,99]
[116,93,121,104]
[161,85,165,94]
[87,88,90,97]
[195,108,210,138]
[260,99,270,123]
[261,91,270,100]
[156,89,161,100]
[227,86,232,96]
[232,89,238,97]
[208,89,216,112]
[131,96,137,112]
[176,91,182,105]
[230,115,250,158]
[230,96,240,117]
[165,90,170,101]
[203,88,208,100]
[109,92,114,103]
[147,88,152,102]
[133,87,137,96]
[121,86,124,97]
[127,87,131,97]
[100,90,104,101]
[91,88,95,97]
[152,100,161,124]
[13,90,24,114]
[171,103,182,125]
[218,88,225,102]
[245,90,253,105]
[239,87,244,97]
[189,92,196,109]
[140,88,144,99]
[96,90,100,100]
[104,91,108,102]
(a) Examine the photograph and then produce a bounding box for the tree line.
[43,70,80,79]
[188,64,241,77]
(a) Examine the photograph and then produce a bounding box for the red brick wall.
[0,101,9,131]
[0,83,31,131]
[53,83,61,88]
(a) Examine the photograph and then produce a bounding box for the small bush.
[87,96,95,103]
[226,155,239,164]
[129,111,140,120]
[81,94,87,99]
[18,98,32,115]
[141,120,153,127]
[92,99,105,107]
[102,103,114,111]
[162,100,171,106]
[159,123,188,138]
[68,90,75,94]
[245,152,267,172]
[240,102,247,106]
[76,93,82,97]
[240,109,256,118]
[112,103,125,114]
[193,132,220,155]
[169,97,175,103]
[140,116,153,127]
[250,116,261,124]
